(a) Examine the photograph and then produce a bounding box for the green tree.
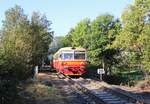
[0,5,53,78]
[30,12,53,66]
[113,0,150,74]
[49,36,65,54]
[71,18,91,48]
[1,5,32,78]
[62,28,74,47]
[89,14,121,74]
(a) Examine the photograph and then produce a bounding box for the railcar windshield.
[63,53,73,60]
[74,51,86,60]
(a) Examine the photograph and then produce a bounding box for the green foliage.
[62,19,91,48]
[71,18,91,48]
[30,12,53,66]
[89,14,121,68]
[139,25,150,72]
[113,0,150,49]
[49,36,65,56]
[113,0,150,73]
[0,5,53,79]
[0,78,20,104]
[104,70,144,86]
[1,5,32,78]
[62,28,74,47]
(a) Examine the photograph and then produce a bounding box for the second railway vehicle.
[53,47,88,75]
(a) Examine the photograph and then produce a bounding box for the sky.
[0,0,133,36]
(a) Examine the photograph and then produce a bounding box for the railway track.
[38,72,96,104]
[71,78,146,104]
[37,72,147,104]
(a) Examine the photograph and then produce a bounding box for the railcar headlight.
[80,62,86,65]
[80,66,85,69]
[61,62,67,66]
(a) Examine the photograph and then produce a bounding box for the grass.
[25,83,59,98]
[20,80,65,104]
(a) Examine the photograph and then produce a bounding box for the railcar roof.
[59,47,86,51]
[53,47,86,58]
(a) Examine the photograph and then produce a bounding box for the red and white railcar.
[53,47,87,76]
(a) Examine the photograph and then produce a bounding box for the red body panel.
[53,60,87,75]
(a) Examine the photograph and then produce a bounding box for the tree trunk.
[102,57,107,75]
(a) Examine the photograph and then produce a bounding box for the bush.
[0,74,21,104]
[103,74,127,85]
[103,70,145,86]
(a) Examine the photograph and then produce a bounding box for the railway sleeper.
[74,80,137,104]
[102,86,146,104]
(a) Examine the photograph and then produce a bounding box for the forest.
[0,0,150,103]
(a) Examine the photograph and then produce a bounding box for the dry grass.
[135,79,150,90]
[84,81,105,89]
[26,82,61,98]
[20,81,66,104]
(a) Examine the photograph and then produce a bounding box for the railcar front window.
[64,53,73,60]
[74,52,85,60]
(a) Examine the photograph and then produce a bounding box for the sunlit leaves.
[113,0,150,73]
[0,5,53,79]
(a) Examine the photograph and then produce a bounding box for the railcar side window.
[63,53,73,60]
[74,52,85,60]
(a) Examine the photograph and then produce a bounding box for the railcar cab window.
[74,51,85,60]
[59,54,63,59]
[63,53,73,60]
